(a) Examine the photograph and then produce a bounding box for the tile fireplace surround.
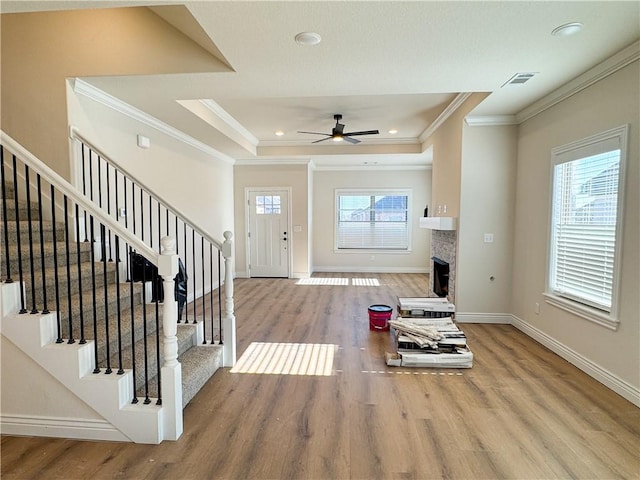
[429,229,457,303]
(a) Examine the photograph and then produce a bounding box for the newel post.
[222,231,236,367]
[158,236,183,441]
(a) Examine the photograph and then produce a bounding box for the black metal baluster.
[51,186,63,344]
[24,166,38,314]
[97,157,104,261]
[89,216,98,365]
[81,144,89,242]
[101,224,112,374]
[75,205,86,345]
[115,235,124,375]
[218,249,223,345]
[1,148,13,283]
[149,196,153,252]
[36,175,49,314]
[114,170,121,263]
[88,151,95,241]
[129,245,138,405]
[154,266,162,406]
[106,163,113,262]
[140,190,144,243]
[183,223,188,323]
[141,261,151,405]
[201,236,206,341]
[12,156,26,313]
[132,183,137,238]
[209,244,214,344]
[191,229,196,324]
[175,216,181,324]
[124,177,131,282]
[64,197,74,342]
[165,209,169,236]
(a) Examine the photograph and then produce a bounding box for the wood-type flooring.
[2,273,639,479]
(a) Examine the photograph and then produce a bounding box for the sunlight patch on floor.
[296,278,380,286]
[231,342,338,376]
[296,278,349,285]
[351,278,380,286]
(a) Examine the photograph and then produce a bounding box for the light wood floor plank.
[2,273,639,479]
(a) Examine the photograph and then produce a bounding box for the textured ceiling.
[2,1,639,166]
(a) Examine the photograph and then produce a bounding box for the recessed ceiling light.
[388,129,398,135]
[551,22,583,37]
[295,32,321,46]
[275,130,284,136]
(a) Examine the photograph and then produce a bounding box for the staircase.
[0,133,235,443]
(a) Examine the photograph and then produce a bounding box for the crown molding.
[234,157,312,166]
[516,40,640,124]
[72,78,235,164]
[419,92,472,143]
[464,115,518,127]
[198,99,259,148]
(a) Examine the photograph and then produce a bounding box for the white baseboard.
[511,314,640,408]
[455,312,512,324]
[0,414,129,442]
[312,266,429,274]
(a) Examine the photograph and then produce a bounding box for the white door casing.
[246,188,290,277]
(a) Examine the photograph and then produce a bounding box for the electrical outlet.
[535,302,540,315]
[484,233,494,243]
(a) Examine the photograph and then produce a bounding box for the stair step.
[19,259,119,308]
[1,199,41,221]
[1,240,93,279]
[178,343,223,407]
[0,220,67,244]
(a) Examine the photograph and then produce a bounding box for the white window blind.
[549,126,626,315]
[336,191,410,250]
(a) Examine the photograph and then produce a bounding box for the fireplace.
[432,257,449,297]
[429,229,457,302]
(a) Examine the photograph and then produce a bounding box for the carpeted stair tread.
[179,343,223,407]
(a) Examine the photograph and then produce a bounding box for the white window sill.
[334,249,412,255]
[543,293,619,331]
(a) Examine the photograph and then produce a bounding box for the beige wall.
[67,84,235,248]
[423,93,489,217]
[234,163,310,278]
[512,61,640,391]
[313,168,432,272]
[458,124,517,314]
[1,7,226,180]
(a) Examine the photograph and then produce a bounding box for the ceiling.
[2,1,639,167]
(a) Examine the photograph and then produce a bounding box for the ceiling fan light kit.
[298,114,380,144]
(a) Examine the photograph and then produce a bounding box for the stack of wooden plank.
[385,297,473,368]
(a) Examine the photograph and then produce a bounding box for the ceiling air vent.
[502,72,538,87]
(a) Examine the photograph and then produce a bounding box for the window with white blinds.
[336,190,411,250]
[548,125,627,321]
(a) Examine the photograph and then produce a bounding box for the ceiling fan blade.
[298,131,330,136]
[312,137,332,144]
[344,130,380,137]
[343,136,360,144]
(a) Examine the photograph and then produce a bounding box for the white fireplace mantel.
[419,217,457,231]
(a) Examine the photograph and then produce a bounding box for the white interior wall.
[66,82,235,292]
[313,168,431,272]
[233,163,310,278]
[512,60,640,394]
[457,124,517,316]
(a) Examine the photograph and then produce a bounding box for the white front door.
[248,189,289,277]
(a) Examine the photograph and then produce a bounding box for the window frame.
[334,188,413,253]
[544,125,628,330]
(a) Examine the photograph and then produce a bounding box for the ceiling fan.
[298,114,379,144]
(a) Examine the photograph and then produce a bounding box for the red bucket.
[368,304,392,331]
